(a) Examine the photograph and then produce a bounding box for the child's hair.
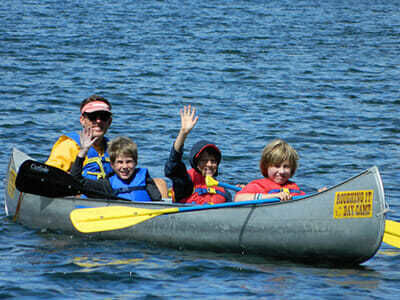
[108,136,138,163]
[259,139,299,178]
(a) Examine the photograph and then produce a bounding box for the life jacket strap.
[85,157,107,179]
[195,187,226,197]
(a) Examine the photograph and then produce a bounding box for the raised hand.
[174,105,199,152]
[78,127,98,158]
[179,105,199,135]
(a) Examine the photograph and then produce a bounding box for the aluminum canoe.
[4,148,387,265]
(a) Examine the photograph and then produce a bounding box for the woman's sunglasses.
[83,111,112,122]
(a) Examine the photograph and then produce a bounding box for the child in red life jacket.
[234,139,306,202]
[70,128,162,201]
[164,105,231,204]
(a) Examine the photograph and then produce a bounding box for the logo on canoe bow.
[334,190,374,219]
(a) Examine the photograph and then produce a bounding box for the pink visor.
[81,101,111,114]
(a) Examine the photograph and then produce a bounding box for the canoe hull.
[4,148,387,264]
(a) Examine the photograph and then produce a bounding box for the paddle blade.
[383,233,400,249]
[70,206,179,233]
[386,220,400,234]
[205,176,219,187]
[383,220,400,248]
[205,176,241,192]
[16,160,82,197]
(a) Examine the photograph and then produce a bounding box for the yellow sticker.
[334,190,373,219]
[7,169,17,199]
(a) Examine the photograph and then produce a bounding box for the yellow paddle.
[70,197,282,233]
[383,220,400,248]
[70,206,180,233]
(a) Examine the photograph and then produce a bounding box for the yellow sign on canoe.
[334,190,373,219]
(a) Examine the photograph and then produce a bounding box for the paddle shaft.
[177,197,286,212]
[217,181,241,192]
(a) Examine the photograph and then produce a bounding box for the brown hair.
[108,137,138,163]
[80,95,112,112]
[259,139,299,177]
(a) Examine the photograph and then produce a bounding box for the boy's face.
[111,155,136,181]
[267,160,292,185]
[197,151,218,177]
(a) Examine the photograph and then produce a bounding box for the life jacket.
[249,178,305,196]
[66,132,112,180]
[181,168,228,205]
[108,168,152,202]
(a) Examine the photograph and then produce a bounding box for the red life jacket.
[239,178,305,196]
[181,169,228,205]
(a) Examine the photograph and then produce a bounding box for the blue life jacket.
[66,132,112,180]
[108,168,152,202]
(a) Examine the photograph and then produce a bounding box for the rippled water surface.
[1,0,400,298]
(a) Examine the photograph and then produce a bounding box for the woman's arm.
[70,156,115,198]
[70,128,114,198]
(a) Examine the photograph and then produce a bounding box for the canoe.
[4,148,387,265]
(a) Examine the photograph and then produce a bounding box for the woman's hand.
[78,127,98,158]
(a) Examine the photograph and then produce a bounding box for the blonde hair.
[259,139,299,178]
[108,137,138,163]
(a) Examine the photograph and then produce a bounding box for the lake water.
[1,0,400,298]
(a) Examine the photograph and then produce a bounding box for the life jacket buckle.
[280,188,290,195]
[207,187,216,194]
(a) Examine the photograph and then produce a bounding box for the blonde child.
[234,139,306,202]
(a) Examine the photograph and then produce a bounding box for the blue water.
[1,0,400,298]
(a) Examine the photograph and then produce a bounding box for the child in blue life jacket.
[71,128,162,201]
[164,105,233,204]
